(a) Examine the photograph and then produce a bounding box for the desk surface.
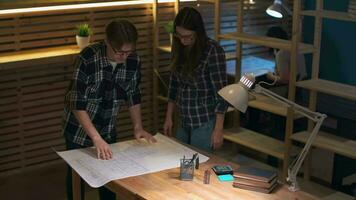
[106,155,318,200]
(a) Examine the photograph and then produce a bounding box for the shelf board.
[198,0,216,3]
[218,32,315,54]
[223,127,286,159]
[296,79,356,101]
[157,45,171,53]
[156,95,235,113]
[0,45,79,70]
[157,95,168,102]
[291,131,356,159]
[225,52,236,61]
[300,10,356,23]
[248,93,301,118]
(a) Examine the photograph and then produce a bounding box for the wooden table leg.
[72,169,81,200]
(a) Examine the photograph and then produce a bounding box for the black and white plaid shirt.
[62,42,141,146]
[168,39,228,129]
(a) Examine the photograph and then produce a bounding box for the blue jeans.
[176,119,215,153]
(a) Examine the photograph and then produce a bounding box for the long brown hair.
[171,7,208,77]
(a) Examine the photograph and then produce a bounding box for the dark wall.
[304,0,356,85]
[303,0,356,193]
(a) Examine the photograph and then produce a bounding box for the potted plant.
[76,23,92,50]
[164,21,174,45]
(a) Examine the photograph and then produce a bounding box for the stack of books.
[349,0,356,18]
[232,166,278,194]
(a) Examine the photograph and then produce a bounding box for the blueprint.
[57,133,209,188]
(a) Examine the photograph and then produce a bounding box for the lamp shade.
[266,0,283,18]
[218,83,249,113]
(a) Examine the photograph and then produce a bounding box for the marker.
[204,170,210,184]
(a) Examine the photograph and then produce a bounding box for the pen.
[190,153,199,169]
[195,156,199,169]
[191,153,198,163]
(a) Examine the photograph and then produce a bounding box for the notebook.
[233,181,278,194]
[233,166,277,183]
[234,176,277,189]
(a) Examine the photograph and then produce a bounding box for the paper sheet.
[57,133,209,188]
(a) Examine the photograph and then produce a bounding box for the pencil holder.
[180,159,194,181]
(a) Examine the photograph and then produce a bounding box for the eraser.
[217,174,234,182]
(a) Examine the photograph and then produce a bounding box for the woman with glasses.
[163,7,228,153]
[63,19,156,200]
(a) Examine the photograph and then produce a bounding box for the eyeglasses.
[173,32,195,40]
[109,43,135,56]
[112,49,135,56]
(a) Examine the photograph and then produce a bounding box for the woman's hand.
[211,129,224,150]
[163,116,173,136]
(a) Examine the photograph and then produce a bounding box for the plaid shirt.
[168,39,228,129]
[62,42,141,146]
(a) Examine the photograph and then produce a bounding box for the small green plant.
[76,23,92,37]
[164,21,174,34]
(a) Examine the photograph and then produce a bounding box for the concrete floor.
[0,141,352,200]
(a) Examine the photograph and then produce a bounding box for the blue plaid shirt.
[168,39,228,129]
[62,42,141,146]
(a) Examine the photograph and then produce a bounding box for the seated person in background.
[246,26,308,141]
[265,26,307,94]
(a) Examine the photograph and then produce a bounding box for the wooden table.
[72,154,319,200]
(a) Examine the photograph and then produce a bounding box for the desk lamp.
[218,74,327,192]
[266,0,292,18]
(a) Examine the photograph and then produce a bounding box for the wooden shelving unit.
[152,0,179,131]
[222,0,356,183]
[292,0,356,182]
[216,0,306,180]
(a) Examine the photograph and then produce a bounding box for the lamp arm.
[254,84,327,191]
[254,84,324,121]
[286,118,325,191]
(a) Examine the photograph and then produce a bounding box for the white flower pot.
[76,35,90,50]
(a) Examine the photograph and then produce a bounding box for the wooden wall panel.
[0,3,155,175]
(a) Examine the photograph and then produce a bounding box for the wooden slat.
[248,93,302,118]
[301,10,356,23]
[0,146,21,157]
[291,131,356,159]
[24,124,61,137]
[223,127,286,159]
[23,118,61,130]
[157,45,171,53]
[218,32,315,54]
[296,79,356,101]
[24,144,65,158]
